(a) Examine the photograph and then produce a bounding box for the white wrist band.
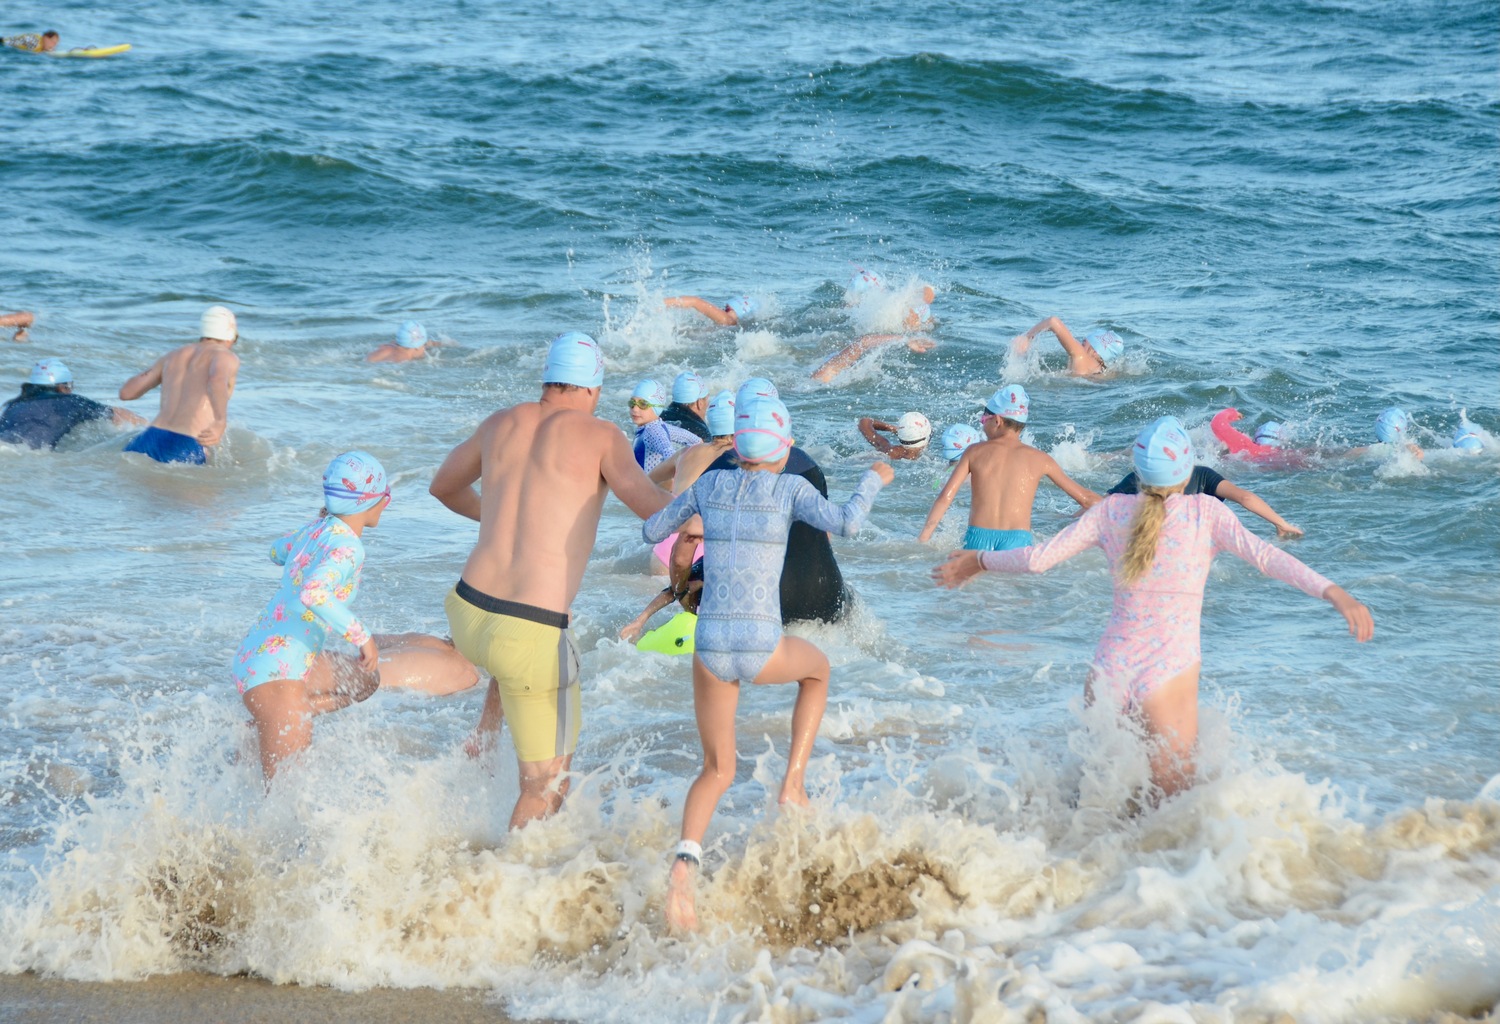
[673,839,702,866]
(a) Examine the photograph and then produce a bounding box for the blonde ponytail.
[1119,485,1174,586]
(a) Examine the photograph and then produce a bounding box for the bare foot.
[664,859,698,933]
[777,785,810,809]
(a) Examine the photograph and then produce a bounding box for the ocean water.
[1,0,1498,1020]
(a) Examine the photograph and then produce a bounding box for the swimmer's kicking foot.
[665,843,701,933]
[462,677,504,758]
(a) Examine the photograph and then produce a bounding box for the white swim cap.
[847,268,884,295]
[895,411,931,447]
[1254,421,1285,446]
[1133,416,1194,488]
[200,305,237,342]
[27,358,72,386]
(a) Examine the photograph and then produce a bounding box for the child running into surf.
[232,451,390,781]
[917,384,1100,550]
[643,395,894,932]
[933,416,1374,799]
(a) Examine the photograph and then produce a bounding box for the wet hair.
[19,382,64,398]
[1119,484,1175,586]
[542,381,589,394]
[43,31,59,40]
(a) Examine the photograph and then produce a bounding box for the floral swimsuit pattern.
[231,516,370,693]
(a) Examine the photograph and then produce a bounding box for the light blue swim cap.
[736,376,779,408]
[1453,425,1484,452]
[543,331,604,389]
[1133,416,1194,488]
[725,295,759,321]
[1254,421,1285,446]
[672,371,706,404]
[1086,330,1125,365]
[984,384,1030,424]
[706,390,736,436]
[941,423,983,462]
[323,450,390,515]
[1375,406,1410,444]
[27,359,72,386]
[396,320,427,349]
[847,268,884,295]
[734,396,793,463]
[631,378,667,409]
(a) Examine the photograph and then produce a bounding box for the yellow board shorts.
[445,582,580,763]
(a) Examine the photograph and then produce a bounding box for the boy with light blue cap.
[918,383,1099,550]
[366,320,437,364]
[661,370,712,441]
[431,326,674,830]
[665,293,760,327]
[1010,316,1125,376]
[941,423,983,463]
[629,378,700,472]
[0,358,144,450]
[644,392,894,932]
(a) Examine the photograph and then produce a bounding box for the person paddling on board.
[366,320,441,364]
[1,308,36,341]
[0,359,145,450]
[918,384,1100,551]
[119,305,241,465]
[1009,316,1125,376]
[429,331,673,830]
[2,31,59,53]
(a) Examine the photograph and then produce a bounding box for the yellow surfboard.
[50,44,131,58]
[636,611,696,656]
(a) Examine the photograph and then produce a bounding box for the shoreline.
[0,972,568,1024]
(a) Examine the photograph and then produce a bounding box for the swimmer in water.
[918,384,1100,551]
[629,378,702,473]
[858,411,931,461]
[1,308,35,342]
[1452,425,1485,453]
[0,359,145,450]
[812,270,938,382]
[1209,408,1311,468]
[1,31,59,53]
[644,395,894,932]
[232,451,391,781]
[119,305,241,465]
[665,294,759,327]
[934,416,1374,799]
[366,320,440,364]
[1009,316,1124,376]
[1349,406,1425,460]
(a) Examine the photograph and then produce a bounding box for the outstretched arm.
[665,296,737,326]
[1042,456,1101,510]
[603,426,675,519]
[620,587,677,643]
[110,406,147,427]
[119,358,164,401]
[429,430,484,521]
[642,484,701,545]
[1215,481,1303,539]
[649,447,684,486]
[917,455,971,543]
[789,463,892,536]
[812,335,901,383]
[933,502,1106,588]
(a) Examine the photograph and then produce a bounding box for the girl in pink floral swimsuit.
[936,417,1373,796]
[233,451,391,780]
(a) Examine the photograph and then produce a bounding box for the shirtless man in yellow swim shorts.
[429,331,672,829]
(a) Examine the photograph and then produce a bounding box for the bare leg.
[372,633,480,696]
[242,679,315,781]
[1134,664,1201,798]
[750,636,830,808]
[511,754,572,830]
[667,655,742,933]
[302,651,379,714]
[464,677,504,757]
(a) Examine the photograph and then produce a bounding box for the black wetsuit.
[705,446,850,624]
[0,385,112,450]
[1108,465,1227,499]
[660,402,711,442]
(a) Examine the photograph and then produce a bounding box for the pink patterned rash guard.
[231,515,370,693]
[979,494,1333,707]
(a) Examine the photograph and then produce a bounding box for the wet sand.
[0,972,566,1024]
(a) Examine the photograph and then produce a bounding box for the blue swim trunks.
[124,426,206,465]
[962,526,1033,551]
